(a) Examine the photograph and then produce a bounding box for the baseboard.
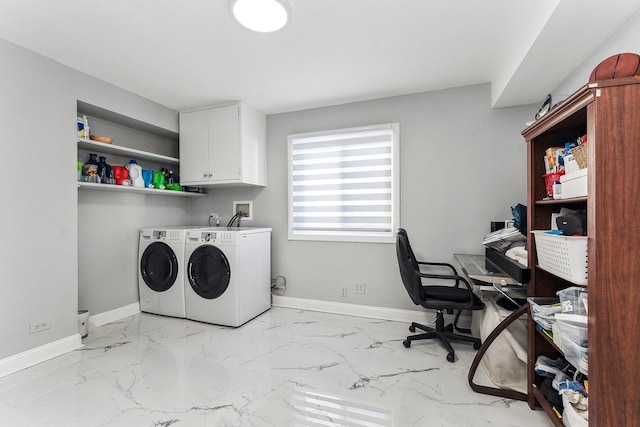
[0,334,82,378]
[272,295,472,325]
[89,302,141,330]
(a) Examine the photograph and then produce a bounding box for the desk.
[454,253,527,307]
[455,253,529,401]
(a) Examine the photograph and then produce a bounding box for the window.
[288,123,399,243]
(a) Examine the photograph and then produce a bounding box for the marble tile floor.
[0,307,553,426]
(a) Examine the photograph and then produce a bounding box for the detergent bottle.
[152,170,165,189]
[126,160,145,188]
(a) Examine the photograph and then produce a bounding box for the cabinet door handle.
[203,172,207,178]
[208,173,212,177]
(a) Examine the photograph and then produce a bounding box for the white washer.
[138,227,202,318]
[184,227,272,327]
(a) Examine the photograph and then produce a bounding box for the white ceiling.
[1,0,638,114]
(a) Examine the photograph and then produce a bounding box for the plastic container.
[82,153,99,183]
[552,321,563,347]
[77,117,86,139]
[113,165,129,185]
[555,317,588,346]
[532,231,588,285]
[126,160,145,188]
[579,293,588,314]
[142,169,154,188]
[553,181,562,199]
[557,287,588,315]
[83,116,90,140]
[562,336,588,375]
[97,156,114,185]
[152,170,165,189]
[560,168,587,199]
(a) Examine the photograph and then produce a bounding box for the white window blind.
[288,123,399,243]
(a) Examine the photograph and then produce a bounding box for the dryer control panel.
[153,230,166,239]
[187,230,235,244]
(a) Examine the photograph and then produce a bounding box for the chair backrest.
[396,228,424,305]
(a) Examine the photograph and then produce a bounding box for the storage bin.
[562,393,588,427]
[560,168,587,199]
[532,231,588,285]
[543,171,565,197]
[555,318,588,346]
[561,334,588,375]
[556,287,588,315]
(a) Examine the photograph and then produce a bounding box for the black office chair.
[396,228,484,362]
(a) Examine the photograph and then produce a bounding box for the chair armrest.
[416,270,476,307]
[416,261,458,275]
[416,261,461,288]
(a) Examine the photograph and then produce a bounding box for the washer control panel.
[188,230,235,243]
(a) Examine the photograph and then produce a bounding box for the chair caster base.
[403,339,411,348]
[447,352,455,363]
[474,342,481,350]
[409,325,416,333]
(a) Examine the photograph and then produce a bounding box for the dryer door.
[187,245,231,299]
[140,242,179,292]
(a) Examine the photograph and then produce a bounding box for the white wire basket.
[531,231,588,285]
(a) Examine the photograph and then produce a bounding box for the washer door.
[187,245,231,300]
[140,242,179,292]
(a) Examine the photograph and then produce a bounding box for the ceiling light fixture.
[229,0,290,33]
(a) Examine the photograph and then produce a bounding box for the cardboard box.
[560,168,587,199]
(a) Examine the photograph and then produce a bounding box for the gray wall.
[78,194,191,315]
[77,115,190,316]
[0,38,180,360]
[553,7,640,100]
[190,85,537,310]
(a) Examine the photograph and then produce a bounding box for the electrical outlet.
[340,287,347,298]
[353,282,366,294]
[208,212,220,226]
[30,320,50,334]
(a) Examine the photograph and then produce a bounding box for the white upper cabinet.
[179,103,266,187]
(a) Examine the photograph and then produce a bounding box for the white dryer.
[184,227,272,327]
[138,227,200,318]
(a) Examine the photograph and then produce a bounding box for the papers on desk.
[482,227,526,251]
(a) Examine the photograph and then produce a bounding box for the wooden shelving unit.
[522,77,640,426]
